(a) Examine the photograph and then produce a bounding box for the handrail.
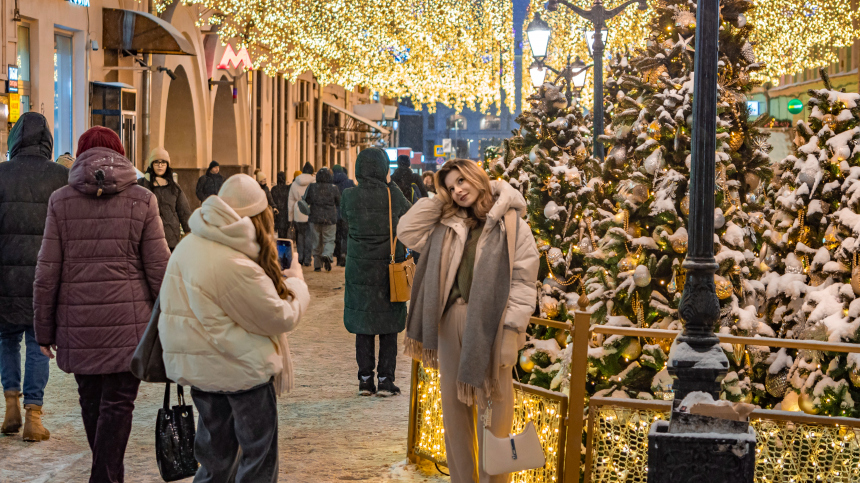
[589,325,860,353]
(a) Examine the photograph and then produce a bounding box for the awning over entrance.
[102,8,195,56]
[324,102,390,135]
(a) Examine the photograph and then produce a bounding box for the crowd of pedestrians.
[0,112,538,483]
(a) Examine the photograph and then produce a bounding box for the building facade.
[4,0,396,208]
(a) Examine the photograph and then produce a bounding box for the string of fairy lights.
[522,0,860,107]
[152,0,515,113]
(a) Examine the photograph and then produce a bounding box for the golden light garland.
[592,405,860,483]
[153,0,515,113]
[522,0,860,103]
[412,365,566,482]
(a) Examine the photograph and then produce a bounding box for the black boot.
[358,376,376,396]
[376,377,400,397]
[323,256,332,272]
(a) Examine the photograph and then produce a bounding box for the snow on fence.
[406,309,860,483]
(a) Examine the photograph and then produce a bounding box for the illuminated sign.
[7,66,17,94]
[9,93,20,123]
[217,45,252,70]
[746,100,759,116]
[69,0,90,5]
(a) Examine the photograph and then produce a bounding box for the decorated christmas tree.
[761,69,860,416]
[488,81,598,391]
[581,0,774,402]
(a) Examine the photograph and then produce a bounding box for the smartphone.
[276,238,293,270]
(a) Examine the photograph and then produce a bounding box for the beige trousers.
[439,299,514,483]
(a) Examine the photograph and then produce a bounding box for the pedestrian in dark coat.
[33,127,171,483]
[332,164,356,266]
[341,147,411,396]
[271,171,292,238]
[196,160,224,202]
[0,112,68,441]
[305,167,341,272]
[138,146,191,250]
[391,154,428,203]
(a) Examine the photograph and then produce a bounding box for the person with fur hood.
[288,162,316,266]
[158,174,310,482]
[397,159,539,483]
[34,126,171,482]
[138,147,192,250]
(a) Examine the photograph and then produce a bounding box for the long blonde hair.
[250,207,294,300]
[435,159,495,228]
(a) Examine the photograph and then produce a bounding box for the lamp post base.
[648,418,756,483]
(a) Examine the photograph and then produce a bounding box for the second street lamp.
[525,16,593,105]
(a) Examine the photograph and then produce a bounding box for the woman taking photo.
[398,159,539,483]
[158,174,310,482]
[139,147,192,250]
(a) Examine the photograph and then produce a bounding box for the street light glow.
[526,12,552,59]
[529,61,548,88]
[584,29,611,58]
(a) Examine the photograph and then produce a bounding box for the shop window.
[480,115,501,130]
[447,114,467,131]
[54,33,73,158]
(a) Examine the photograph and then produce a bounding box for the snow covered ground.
[0,266,449,482]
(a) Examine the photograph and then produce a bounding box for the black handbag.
[130,296,170,383]
[156,384,198,482]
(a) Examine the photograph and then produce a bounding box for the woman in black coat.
[138,147,191,250]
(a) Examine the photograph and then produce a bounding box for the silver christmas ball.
[633,265,651,287]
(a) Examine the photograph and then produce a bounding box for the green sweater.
[447,222,484,309]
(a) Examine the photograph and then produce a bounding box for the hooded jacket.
[0,113,69,327]
[340,148,412,334]
[391,155,428,203]
[304,168,341,225]
[33,146,171,374]
[397,181,539,335]
[158,196,310,393]
[139,166,192,250]
[288,173,315,223]
[332,169,356,220]
[271,171,291,234]
[196,162,224,202]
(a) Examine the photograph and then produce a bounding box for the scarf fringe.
[404,337,439,369]
[456,377,502,408]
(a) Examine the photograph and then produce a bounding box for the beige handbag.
[387,188,415,302]
[482,397,546,475]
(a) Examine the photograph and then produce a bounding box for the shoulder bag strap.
[388,187,396,263]
[163,383,171,410]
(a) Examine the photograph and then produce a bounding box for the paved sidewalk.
[0,266,448,482]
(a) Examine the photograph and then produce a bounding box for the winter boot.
[376,377,401,397]
[22,404,50,442]
[337,256,346,267]
[358,376,376,396]
[2,391,22,434]
[323,256,333,272]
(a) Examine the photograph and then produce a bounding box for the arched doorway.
[211,75,238,164]
[163,65,197,168]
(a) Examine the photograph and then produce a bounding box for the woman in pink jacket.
[33,127,171,483]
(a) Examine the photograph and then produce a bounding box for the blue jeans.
[0,325,49,406]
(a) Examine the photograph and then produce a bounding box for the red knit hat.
[76,126,125,157]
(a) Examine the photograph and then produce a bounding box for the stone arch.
[212,76,239,164]
[163,65,197,168]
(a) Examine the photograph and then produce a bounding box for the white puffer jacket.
[288,173,314,223]
[158,196,310,393]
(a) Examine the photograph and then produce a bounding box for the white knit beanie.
[218,174,269,218]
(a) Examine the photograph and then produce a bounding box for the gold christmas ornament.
[715,277,733,300]
[798,391,820,415]
[542,298,560,319]
[728,131,744,151]
[822,114,837,130]
[671,237,688,254]
[732,343,745,365]
[850,365,860,387]
[680,195,690,216]
[618,254,637,272]
[519,353,535,373]
[620,337,642,360]
[739,391,754,404]
[647,120,662,140]
[555,329,569,348]
[766,369,789,398]
[536,238,550,251]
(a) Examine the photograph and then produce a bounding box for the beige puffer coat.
[158,196,310,393]
[397,181,539,337]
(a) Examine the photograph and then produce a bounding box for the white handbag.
[481,401,546,475]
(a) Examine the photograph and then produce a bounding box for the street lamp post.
[647,0,754,480]
[545,0,647,164]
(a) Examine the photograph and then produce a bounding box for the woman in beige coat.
[398,159,539,483]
